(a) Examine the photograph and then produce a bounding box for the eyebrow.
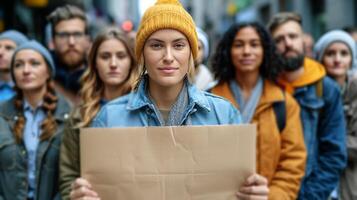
[233,38,261,42]
[98,50,127,54]
[147,37,188,43]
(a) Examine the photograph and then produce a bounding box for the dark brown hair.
[268,12,302,33]
[47,4,88,37]
[13,81,58,143]
[212,22,284,82]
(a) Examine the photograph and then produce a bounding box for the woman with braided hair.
[0,40,71,200]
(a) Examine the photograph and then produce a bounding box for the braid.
[40,81,58,141]
[13,87,25,143]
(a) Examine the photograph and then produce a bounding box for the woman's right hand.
[70,178,100,200]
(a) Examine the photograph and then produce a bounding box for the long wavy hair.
[212,22,284,82]
[78,28,138,127]
[13,79,58,144]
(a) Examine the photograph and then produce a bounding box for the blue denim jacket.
[0,95,70,200]
[92,79,242,127]
[295,77,347,200]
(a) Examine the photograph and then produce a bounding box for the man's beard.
[58,49,86,70]
[281,49,305,72]
[0,66,10,73]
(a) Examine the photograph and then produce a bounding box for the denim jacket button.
[21,150,26,155]
[64,113,69,119]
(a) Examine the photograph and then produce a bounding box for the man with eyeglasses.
[47,5,90,105]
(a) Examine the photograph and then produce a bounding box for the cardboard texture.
[80,125,256,200]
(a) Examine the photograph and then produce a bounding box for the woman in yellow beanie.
[68,0,269,199]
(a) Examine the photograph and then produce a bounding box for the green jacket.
[59,109,81,200]
[0,95,70,200]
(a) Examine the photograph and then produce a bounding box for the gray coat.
[0,95,70,200]
[340,75,357,200]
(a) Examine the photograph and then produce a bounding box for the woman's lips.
[158,67,178,74]
[240,59,255,65]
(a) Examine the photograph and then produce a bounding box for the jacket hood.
[279,57,326,93]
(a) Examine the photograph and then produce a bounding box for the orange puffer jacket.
[211,80,306,200]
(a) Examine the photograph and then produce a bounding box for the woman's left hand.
[236,173,269,200]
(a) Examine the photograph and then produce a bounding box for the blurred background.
[1,0,357,47]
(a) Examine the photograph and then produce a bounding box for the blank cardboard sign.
[80,124,256,200]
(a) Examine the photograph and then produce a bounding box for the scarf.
[229,77,263,123]
[148,81,189,126]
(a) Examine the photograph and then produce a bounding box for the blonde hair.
[13,81,58,143]
[134,52,195,89]
[78,28,138,127]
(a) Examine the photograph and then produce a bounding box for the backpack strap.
[272,91,286,133]
[316,79,323,98]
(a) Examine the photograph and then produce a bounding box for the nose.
[110,55,117,68]
[163,46,174,63]
[283,37,293,49]
[23,63,31,74]
[335,53,342,62]
[243,44,252,55]
[68,35,76,45]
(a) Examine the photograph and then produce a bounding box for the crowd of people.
[0,0,356,199]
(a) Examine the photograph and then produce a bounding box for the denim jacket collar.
[294,84,324,110]
[126,76,211,112]
[0,94,70,123]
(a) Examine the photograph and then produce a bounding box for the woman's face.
[322,42,352,78]
[96,38,132,88]
[196,40,204,65]
[13,49,50,92]
[230,26,263,76]
[143,29,191,88]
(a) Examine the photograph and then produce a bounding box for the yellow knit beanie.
[135,0,198,61]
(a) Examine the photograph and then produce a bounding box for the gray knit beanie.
[11,40,55,81]
[196,27,209,61]
[314,30,357,71]
[0,30,28,46]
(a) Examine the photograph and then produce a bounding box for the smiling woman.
[211,22,307,199]
[63,0,270,200]
[142,29,193,110]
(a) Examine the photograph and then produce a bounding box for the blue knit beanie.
[314,30,357,72]
[0,30,28,46]
[11,40,55,81]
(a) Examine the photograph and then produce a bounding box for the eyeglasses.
[55,31,86,41]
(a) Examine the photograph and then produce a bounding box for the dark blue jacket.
[296,76,347,200]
